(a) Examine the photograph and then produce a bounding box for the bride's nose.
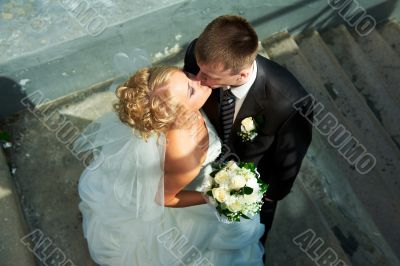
[194,78,202,86]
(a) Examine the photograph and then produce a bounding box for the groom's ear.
[238,69,251,80]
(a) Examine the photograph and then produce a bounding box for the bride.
[75,66,265,265]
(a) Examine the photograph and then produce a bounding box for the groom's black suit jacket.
[184,39,313,201]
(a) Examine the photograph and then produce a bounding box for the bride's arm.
[157,128,207,208]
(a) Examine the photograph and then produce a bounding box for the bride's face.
[166,71,211,112]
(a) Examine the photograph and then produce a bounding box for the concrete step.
[348,27,400,104]
[262,33,400,264]
[299,152,400,266]
[2,84,114,265]
[295,30,400,200]
[265,159,352,266]
[320,25,400,150]
[378,19,400,57]
[0,149,36,266]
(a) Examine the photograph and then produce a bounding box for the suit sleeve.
[258,97,313,201]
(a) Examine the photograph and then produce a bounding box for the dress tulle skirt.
[79,199,264,266]
[79,167,265,266]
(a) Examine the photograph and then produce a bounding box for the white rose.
[214,170,229,185]
[229,175,247,190]
[225,160,239,171]
[242,170,255,181]
[212,188,229,203]
[218,183,229,190]
[227,200,242,212]
[241,117,256,132]
[225,160,235,168]
[243,193,258,204]
[246,176,259,189]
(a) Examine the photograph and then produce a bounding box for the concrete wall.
[1,0,399,118]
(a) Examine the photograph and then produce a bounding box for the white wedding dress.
[76,112,265,266]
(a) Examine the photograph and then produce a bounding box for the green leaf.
[257,180,269,193]
[209,169,219,178]
[239,162,256,172]
[243,186,253,195]
[221,209,230,215]
[206,191,213,197]
[241,213,251,219]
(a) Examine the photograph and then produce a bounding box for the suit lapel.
[230,57,268,145]
[202,56,268,147]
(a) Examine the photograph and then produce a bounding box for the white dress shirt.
[224,60,258,122]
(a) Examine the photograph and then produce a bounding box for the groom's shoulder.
[183,39,199,74]
[256,54,308,104]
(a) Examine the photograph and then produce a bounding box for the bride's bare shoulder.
[164,128,198,173]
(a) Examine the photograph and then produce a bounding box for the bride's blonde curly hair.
[114,66,183,139]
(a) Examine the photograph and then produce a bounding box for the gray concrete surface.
[2,0,399,119]
[378,19,400,56]
[297,30,400,196]
[265,159,352,266]
[0,0,184,64]
[2,83,114,266]
[350,28,400,105]
[320,25,400,150]
[263,31,400,264]
[2,0,397,64]
[0,149,35,266]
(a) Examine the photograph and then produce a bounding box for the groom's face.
[196,62,241,88]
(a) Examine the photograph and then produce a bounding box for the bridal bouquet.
[202,161,269,222]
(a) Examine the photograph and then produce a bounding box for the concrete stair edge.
[261,32,400,264]
[266,162,353,266]
[319,25,400,150]
[0,148,36,266]
[349,27,400,104]
[377,19,400,57]
[295,30,400,196]
[300,150,400,266]
[296,167,353,265]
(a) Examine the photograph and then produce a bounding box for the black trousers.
[259,200,278,245]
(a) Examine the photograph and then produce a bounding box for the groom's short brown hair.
[195,15,258,74]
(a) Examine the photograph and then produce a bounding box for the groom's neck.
[231,63,254,88]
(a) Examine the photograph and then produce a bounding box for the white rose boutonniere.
[238,116,261,142]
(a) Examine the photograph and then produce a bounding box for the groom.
[183,15,313,246]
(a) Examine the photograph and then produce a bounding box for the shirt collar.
[227,60,257,99]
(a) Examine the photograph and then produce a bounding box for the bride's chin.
[199,92,212,108]
[204,89,212,101]
[205,86,212,96]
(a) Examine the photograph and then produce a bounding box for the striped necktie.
[221,89,236,144]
